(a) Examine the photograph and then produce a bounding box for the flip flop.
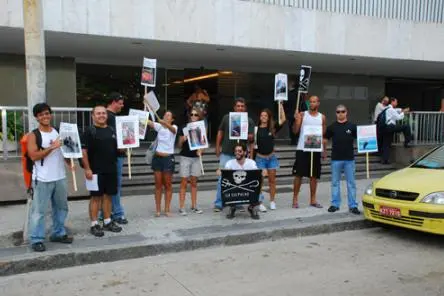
[310,203,323,208]
[292,203,299,208]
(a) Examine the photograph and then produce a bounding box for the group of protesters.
[26,88,413,252]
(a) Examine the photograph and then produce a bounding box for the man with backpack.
[81,105,123,237]
[377,97,411,164]
[26,103,73,252]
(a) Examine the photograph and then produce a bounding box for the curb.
[0,218,374,276]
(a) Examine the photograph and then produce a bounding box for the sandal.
[310,203,323,208]
[292,203,299,208]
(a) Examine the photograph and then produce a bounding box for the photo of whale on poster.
[274,73,288,101]
[221,169,262,207]
[141,57,157,87]
[129,109,150,139]
[302,125,323,152]
[59,122,82,158]
[229,112,249,140]
[184,120,209,151]
[116,116,140,149]
[357,125,378,153]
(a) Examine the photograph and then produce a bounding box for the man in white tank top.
[27,103,73,252]
[292,96,326,209]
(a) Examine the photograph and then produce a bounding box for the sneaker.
[328,206,339,213]
[50,234,73,244]
[270,201,277,210]
[179,208,188,216]
[114,217,128,225]
[90,224,104,237]
[349,207,361,215]
[103,221,122,233]
[259,204,267,212]
[191,208,203,214]
[31,242,46,252]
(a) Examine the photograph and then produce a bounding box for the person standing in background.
[105,92,128,225]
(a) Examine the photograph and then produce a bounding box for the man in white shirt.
[223,143,262,220]
[381,97,412,164]
[373,96,389,123]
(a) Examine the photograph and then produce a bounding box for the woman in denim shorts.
[147,110,177,217]
[178,108,204,215]
[255,104,286,210]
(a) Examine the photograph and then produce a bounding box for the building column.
[23,0,46,131]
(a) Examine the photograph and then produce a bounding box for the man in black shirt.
[82,105,123,237]
[324,105,360,215]
[105,92,128,225]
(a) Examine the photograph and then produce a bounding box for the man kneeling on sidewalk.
[81,105,122,237]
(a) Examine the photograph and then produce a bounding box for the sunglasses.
[190,113,199,117]
[336,110,346,114]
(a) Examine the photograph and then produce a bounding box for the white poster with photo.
[274,73,288,101]
[229,112,249,140]
[185,120,209,151]
[143,91,160,112]
[116,116,140,149]
[302,125,323,152]
[59,122,82,158]
[129,109,150,139]
[141,57,157,87]
[357,125,378,154]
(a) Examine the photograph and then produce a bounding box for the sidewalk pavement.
[0,178,376,276]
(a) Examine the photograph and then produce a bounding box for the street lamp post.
[23,0,46,131]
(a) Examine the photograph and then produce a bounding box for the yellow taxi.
[363,145,444,235]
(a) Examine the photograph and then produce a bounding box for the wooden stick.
[366,152,370,179]
[128,148,132,179]
[278,101,282,125]
[310,151,314,177]
[199,155,205,175]
[295,91,301,113]
[71,158,77,191]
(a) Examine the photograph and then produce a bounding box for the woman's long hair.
[257,108,275,136]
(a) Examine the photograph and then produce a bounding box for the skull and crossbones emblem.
[221,171,260,193]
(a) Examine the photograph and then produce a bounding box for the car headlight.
[421,192,444,205]
[364,183,373,195]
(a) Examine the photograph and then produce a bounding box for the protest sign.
[185,120,208,151]
[116,116,140,149]
[141,57,157,87]
[357,125,378,154]
[302,125,323,152]
[129,109,150,139]
[274,73,288,101]
[229,112,249,140]
[298,65,312,93]
[59,122,82,191]
[221,169,262,207]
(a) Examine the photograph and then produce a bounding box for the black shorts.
[152,155,175,173]
[90,173,118,196]
[292,150,322,179]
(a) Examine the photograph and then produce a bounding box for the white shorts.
[179,156,202,178]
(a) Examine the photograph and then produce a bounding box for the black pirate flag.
[221,169,262,206]
[298,65,312,93]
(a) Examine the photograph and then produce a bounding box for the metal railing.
[243,0,444,23]
[1,106,92,160]
[392,112,444,146]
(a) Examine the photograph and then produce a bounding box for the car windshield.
[412,146,444,169]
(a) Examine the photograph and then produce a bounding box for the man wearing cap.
[106,92,128,224]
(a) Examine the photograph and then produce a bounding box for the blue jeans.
[331,160,357,209]
[29,179,68,244]
[111,157,125,220]
[214,153,264,208]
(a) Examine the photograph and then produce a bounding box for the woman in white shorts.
[178,109,204,215]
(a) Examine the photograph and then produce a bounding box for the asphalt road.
[2,227,444,296]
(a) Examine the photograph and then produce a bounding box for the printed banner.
[302,125,323,152]
[274,73,288,101]
[116,116,140,149]
[229,112,249,140]
[141,57,157,87]
[357,125,378,153]
[298,65,312,93]
[129,109,150,139]
[59,122,82,158]
[185,120,209,151]
[221,169,262,206]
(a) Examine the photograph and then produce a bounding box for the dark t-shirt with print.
[81,126,118,174]
[325,121,357,161]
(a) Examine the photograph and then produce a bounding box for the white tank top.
[296,111,323,151]
[32,128,66,182]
